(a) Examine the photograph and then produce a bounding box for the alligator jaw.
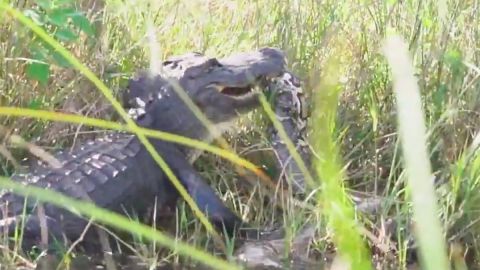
[216,85,252,97]
[163,47,287,98]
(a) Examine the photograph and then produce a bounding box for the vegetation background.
[1,0,480,269]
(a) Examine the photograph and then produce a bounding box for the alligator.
[0,47,310,252]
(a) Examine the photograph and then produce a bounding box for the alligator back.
[0,133,176,240]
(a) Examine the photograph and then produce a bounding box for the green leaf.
[36,0,53,10]
[27,98,44,110]
[26,61,50,86]
[51,50,71,67]
[433,84,448,109]
[54,27,78,42]
[47,8,75,26]
[444,48,464,75]
[71,13,95,36]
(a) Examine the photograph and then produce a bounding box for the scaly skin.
[1,133,175,244]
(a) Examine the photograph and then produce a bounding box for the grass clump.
[1,0,480,269]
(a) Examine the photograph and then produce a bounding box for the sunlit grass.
[310,54,372,269]
[2,0,480,269]
[383,35,449,270]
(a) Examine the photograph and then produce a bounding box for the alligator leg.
[175,168,245,234]
[156,142,253,238]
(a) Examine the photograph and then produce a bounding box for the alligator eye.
[163,61,178,69]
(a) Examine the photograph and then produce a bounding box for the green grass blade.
[0,106,265,180]
[310,58,372,270]
[0,176,241,270]
[382,35,450,270]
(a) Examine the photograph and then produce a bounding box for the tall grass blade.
[382,35,449,270]
[0,107,266,180]
[310,57,372,270]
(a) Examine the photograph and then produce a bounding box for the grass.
[383,35,449,270]
[1,0,480,269]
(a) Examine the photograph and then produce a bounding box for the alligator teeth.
[275,115,290,121]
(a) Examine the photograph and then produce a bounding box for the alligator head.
[122,48,287,146]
